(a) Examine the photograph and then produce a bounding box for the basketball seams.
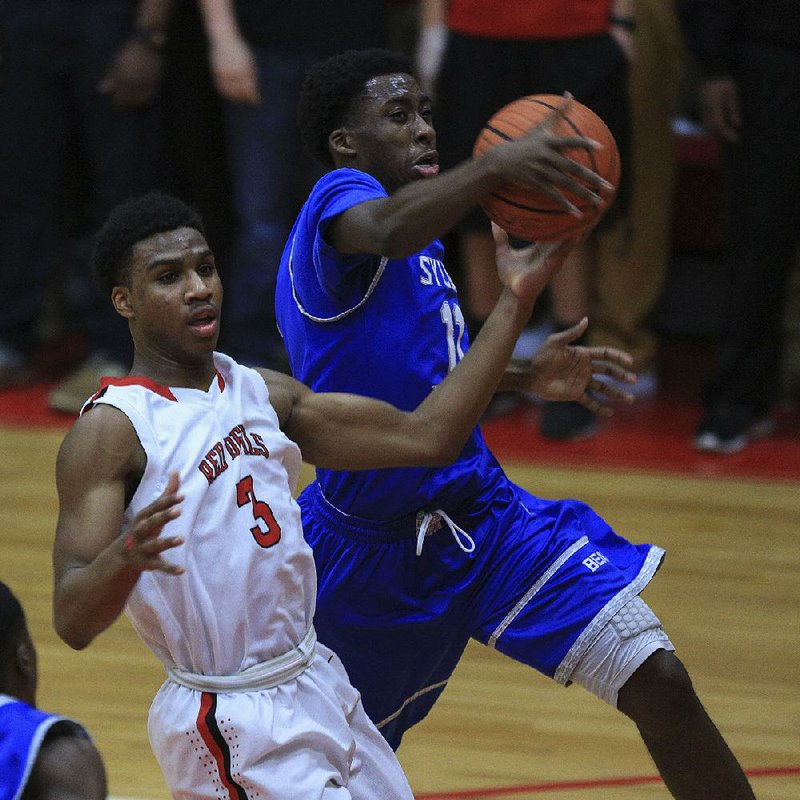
[477,95,604,191]
[484,194,600,240]
[488,192,564,215]
[480,125,513,144]
[473,93,619,241]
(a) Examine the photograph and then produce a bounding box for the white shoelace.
[415,510,476,557]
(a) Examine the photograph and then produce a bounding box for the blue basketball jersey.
[275,168,501,519]
[0,695,87,800]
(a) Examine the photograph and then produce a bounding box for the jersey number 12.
[440,300,466,372]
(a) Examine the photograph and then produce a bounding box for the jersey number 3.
[236,475,282,548]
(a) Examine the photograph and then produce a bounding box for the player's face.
[116,227,223,362]
[347,73,439,192]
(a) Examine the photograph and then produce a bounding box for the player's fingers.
[521,180,582,215]
[138,491,182,519]
[586,346,634,366]
[584,381,627,416]
[155,560,185,576]
[121,529,185,575]
[592,383,634,404]
[144,549,185,576]
[557,158,614,196]
[164,471,181,494]
[576,391,609,416]
[547,134,602,156]
[529,165,607,207]
[490,221,511,248]
[124,529,182,555]
[536,91,574,131]
[548,317,589,344]
[592,361,637,385]
[135,507,182,541]
[136,480,183,523]
[145,534,184,555]
[589,377,634,404]
[534,148,615,199]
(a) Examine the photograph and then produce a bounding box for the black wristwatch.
[133,25,168,51]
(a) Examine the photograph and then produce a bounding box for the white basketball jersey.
[89,352,315,676]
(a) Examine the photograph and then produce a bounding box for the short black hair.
[298,48,414,167]
[0,581,26,686]
[93,192,206,295]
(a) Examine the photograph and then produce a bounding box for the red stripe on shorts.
[196,692,248,800]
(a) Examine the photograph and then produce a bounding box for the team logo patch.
[582,550,609,572]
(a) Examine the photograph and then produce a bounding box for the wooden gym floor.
[1,382,798,799]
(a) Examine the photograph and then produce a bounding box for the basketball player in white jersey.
[51,192,633,799]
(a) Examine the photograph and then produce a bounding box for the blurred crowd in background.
[0,0,797,455]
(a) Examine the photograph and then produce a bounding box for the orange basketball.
[472,94,620,242]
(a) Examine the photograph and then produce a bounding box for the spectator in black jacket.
[679,0,800,453]
[0,0,174,412]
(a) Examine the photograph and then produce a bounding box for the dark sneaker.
[539,400,597,440]
[694,406,774,454]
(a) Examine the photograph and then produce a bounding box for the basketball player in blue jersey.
[0,581,107,800]
[274,49,756,799]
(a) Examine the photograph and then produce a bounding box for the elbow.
[54,613,95,651]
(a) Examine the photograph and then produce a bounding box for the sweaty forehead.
[361,72,419,103]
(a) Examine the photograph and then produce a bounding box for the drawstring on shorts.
[415,510,475,556]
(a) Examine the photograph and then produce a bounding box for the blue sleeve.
[308,168,387,298]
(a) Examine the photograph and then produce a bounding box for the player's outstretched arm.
[53,406,184,650]
[329,95,612,260]
[265,264,555,469]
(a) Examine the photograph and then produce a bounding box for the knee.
[617,650,703,734]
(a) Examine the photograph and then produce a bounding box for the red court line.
[413,766,800,799]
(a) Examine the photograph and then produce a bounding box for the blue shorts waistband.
[303,481,422,542]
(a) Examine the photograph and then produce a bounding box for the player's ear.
[329,128,357,161]
[16,638,34,678]
[112,285,134,319]
[15,629,37,699]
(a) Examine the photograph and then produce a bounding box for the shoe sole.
[694,418,775,455]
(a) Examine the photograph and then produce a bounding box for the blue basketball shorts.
[299,477,664,750]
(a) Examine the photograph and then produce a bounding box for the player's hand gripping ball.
[473,94,620,242]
